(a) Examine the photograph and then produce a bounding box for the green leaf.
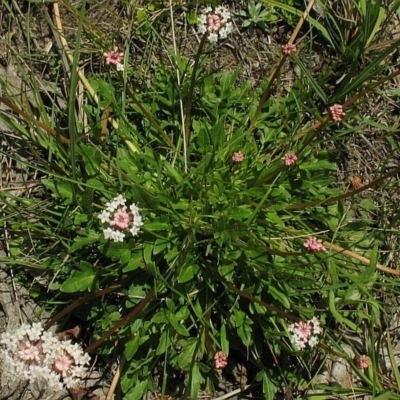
[124,379,149,399]
[176,337,199,370]
[144,222,170,231]
[156,329,172,355]
[79,260,94,272]
[177,264,199,283]
[257,370,277,400]
[328,291,361,332]
[123,252,144,272]
[164,161,183,183]
[294,57,327,104]
[60,269,97,292]
[125,335,141,360]
[70,231,100,252]
[220,324,229,355]
[167,313,190,336]
[78,144,102,176]
[263,0,334,46]
[189,363,204,400]
[300,160,336,171]
[269,285,290,309]
[42,179,74,203]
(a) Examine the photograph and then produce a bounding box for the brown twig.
[106,355,125,400]
[85,288,155,353]
[43,277,132,330]
[287,168,400,211]
[247,0,315,133]
[0,95,70,145]
[209,268,300,322]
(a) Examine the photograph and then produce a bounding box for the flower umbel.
[198,6,233,43]
[282,43,297,56]
[355,354,372,369]
[329,104,346,122]
[281,152,298,166]
[104,48,124,71]
[304,237,326,253]
[213,351,228,369]
[0,323,90,391]
[98,195,144,242]
[232,151,245,163]
[288,318,322,350]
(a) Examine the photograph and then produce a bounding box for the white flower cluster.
[198,6,233,43]
[288,317,322,350]
[98,194,143,242]
[0,322,90,391]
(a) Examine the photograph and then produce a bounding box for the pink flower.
[282,43,297,56]
[17,339,42,363]
[198,6,233,43]
[288,318,322,350]
[52,350,75,378]
[281,152,298,166]
[329,104,346,122]
[232,151,244,163]
[355,354,371,369]
[294,321,312,340]
[304,237,326,253]
[104,48,123,66]
[208,14,222,31]
[213,351,228,369]
[0,323,90,391]
[110,208,132,230]
[98,195,144,242]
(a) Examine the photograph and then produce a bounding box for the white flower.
[133,215,143,227]
[197,5,233,43]
[288,318,322,350]
[0,323,89,392]
[129,204,140,214]
[103,227,115,240]
[129,225,141,237]
[112,230,126,242]
[99,195,144,242]
[219,22,233,39]
[116,63,124,71]
[208,33,219,43]
[220,9,231,21]
[98,210,111,223]
[198,25,207,35]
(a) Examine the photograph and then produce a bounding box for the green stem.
[123,78,176,150]
[183,34,208,168]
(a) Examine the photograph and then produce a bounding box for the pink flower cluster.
[288,317,322,350]
[104,48,124,71]
[281,152,298,166]
[355,354,372,369]
[329,104,345,122]
[304,237,326,253]
[198,6,233,43]
[213,351,228,369]
[98,194,143,242]
[0,322,90,391]
[282,43,297,56]
[232,151,244,163]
